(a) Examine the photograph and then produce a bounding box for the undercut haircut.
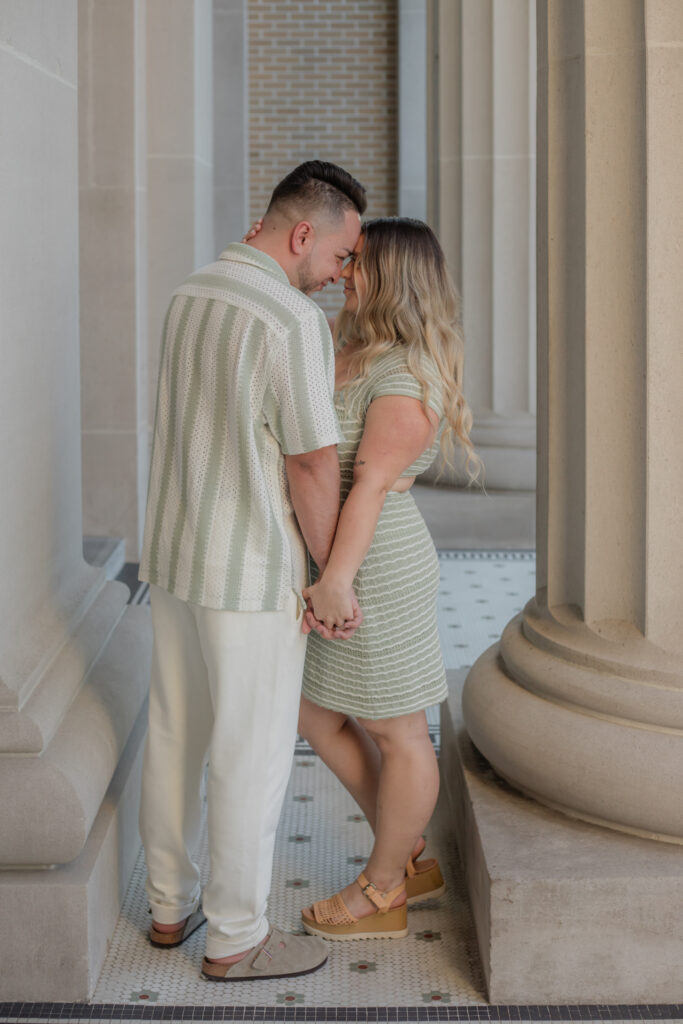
[267,160,367,222]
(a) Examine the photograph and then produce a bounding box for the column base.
[441,669,683,1004]
[0,698,147,1001]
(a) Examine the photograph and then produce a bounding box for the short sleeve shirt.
[139,244,345,610]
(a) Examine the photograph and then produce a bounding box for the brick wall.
[248,0,398,314]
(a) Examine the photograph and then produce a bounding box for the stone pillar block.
[458,0,683,999]
[0,695,148,1000]
[443,672,683,1004]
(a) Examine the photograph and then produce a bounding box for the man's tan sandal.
[149,907,207,948]
[301,872,408,940]
[201,927,327,982]
[405,855,446,905]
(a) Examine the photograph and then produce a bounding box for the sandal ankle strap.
[356,872,406,913]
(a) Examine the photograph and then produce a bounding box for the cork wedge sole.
[301,904,408,941]
[405,859,446,905]
[301,872,409,941]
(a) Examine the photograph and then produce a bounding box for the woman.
[297,217,479,940]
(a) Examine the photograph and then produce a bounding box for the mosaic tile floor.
[97,553,531,1007]
[435,550,535,674]
[3,552,681,1022]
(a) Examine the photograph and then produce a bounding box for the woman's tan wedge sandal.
[405,855,446,905]
[301,873,408,940]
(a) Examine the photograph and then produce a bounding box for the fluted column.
[426,0,536,489]
[463,0,683,842]
[399,0,428,220]
[0,0,151,999]
[79,0,150,559]
[146,0,215,454]
[213,0,249,246]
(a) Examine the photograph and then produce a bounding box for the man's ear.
[290,220,314,254]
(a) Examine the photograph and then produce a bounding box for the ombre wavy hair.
[335,217,481,482]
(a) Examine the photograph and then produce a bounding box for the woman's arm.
[303,395,438,631]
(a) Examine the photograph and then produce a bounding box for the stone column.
[0,0,151,1000]
[80,0,150,560]
[146,0,215,443]
[398,0,428,220]
[80,0,216,561]
[213,0,249,247]
[463,0,683,844]
[425,0,536,489]
[441,1,683,1001]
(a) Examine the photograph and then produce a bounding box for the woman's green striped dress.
[301,346,448,720]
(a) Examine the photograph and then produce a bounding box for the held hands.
[301,579,363,641]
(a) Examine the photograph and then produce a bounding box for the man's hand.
[303,576,356,632]
[301,592,363,640]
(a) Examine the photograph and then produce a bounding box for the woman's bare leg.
[362,710,439,879]
[298,697,427,863]
[302,707,439,920]
[298,696,381,827]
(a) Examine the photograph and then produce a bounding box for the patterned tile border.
[436,550,535,561]
[1,1005,681,1022]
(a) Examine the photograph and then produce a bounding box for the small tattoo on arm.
[354,459,366,467]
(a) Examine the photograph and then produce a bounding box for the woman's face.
[341,233,366,312]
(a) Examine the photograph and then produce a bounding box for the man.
[138,161,366,982]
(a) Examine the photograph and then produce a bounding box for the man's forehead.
[316,208,361,248]
[338,209,362,247]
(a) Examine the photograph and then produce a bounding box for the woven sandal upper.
[310,873,407,924]
[311,890,358,925]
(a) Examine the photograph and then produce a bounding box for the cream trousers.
[139,584,307,958]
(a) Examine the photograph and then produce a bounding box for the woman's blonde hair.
[335,217,481,482]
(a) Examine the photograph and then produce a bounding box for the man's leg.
[140,585,214,926]
[194,593,307,960]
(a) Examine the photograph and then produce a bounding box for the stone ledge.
[441,669,683,1004]
[0,580,130,753]
[0,696,147,1000]
[0,603,151,864]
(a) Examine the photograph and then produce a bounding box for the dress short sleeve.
[369,363,444,420]
[264,306,345,455]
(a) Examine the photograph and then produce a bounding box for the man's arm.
[285,447,363,639]
[284,445,340,572]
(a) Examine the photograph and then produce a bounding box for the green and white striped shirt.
[139,244,344,610]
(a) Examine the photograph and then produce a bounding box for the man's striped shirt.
[139,243,344,610]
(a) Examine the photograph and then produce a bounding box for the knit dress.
[301,346,448,720]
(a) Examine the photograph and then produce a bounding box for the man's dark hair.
[267,160,367,220]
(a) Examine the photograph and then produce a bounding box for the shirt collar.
[219,242,290,286]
